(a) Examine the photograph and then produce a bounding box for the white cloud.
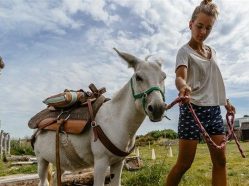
[0,0,249,138]
[62,0,119,25]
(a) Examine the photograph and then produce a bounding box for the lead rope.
[165,97,245,158]
[225,112,245,158]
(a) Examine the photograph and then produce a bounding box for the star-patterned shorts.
[178,103,225,140]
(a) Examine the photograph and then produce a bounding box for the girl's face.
[189,12,215,43]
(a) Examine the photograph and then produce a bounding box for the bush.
[10,139,35,156]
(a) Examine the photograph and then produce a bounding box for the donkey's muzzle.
[147,103,165,122]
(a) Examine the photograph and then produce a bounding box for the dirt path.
[0,174,39,186]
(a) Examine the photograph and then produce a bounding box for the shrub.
[10,139,35,156]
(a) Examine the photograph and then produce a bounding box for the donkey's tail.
[30,129,40,149]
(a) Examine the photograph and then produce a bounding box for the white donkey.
[34,48,167,186]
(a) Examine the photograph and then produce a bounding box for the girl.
[165,0,235,185]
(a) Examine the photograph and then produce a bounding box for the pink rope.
[165,97,246,158]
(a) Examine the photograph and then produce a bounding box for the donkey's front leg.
[110,159,125,186]
[94,157,109,186]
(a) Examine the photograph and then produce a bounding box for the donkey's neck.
[110,81,146,138]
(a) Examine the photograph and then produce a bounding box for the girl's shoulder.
[177,44,190,56]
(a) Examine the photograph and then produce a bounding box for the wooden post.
[7,133,10,155]
[168,145,173,157]
[0,130,3,159]
[136,147,140,157]
[151,148,156,160]
[3,132,8,156]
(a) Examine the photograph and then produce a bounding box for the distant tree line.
[135,129,178,146]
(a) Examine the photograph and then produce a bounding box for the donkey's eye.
[162,72,166,80]
[135,74,143,81]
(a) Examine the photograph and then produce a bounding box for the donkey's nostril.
[148,105,153,112]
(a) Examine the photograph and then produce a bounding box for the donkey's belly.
[34,130,94,171]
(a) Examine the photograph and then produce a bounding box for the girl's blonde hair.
[191,0,219,21]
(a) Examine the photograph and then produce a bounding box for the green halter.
[130,78,165,114]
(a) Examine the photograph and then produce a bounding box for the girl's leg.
[208,135,227,186]
[165,139,198,186]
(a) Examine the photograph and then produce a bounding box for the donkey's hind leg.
[38,158,50,186]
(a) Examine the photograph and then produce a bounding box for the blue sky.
[0,0,249,138]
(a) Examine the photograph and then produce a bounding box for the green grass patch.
[0,161,37,176]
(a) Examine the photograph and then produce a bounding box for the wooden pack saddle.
[28,84,108,134]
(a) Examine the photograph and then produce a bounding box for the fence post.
[7,133,10,155]
[0,130,3,159]
[3,132,8,157]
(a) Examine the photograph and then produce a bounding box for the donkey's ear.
[155,59,162,67]
[113,48,139,69]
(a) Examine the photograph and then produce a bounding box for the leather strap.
[87,99,98,142]
[55,119,64,186]
[93,125,135,157]
[87,100,135,157]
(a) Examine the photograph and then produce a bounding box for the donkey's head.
[114,48,166,122]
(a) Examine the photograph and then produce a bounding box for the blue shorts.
[178,103,225,140]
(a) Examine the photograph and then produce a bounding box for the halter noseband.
[130,78,165,114]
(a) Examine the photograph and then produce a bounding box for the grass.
[0,161,37,177]
[121,141,249,186]
[0,141,248,185]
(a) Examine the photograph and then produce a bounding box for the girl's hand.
[179,85,192,103]
[225,99,236,114]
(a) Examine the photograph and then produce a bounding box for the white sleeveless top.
[175,43,226,106]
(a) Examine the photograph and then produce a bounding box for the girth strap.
[56,119,65,186]
[87,100,135,157]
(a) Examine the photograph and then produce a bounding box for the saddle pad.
[39,118,88,134]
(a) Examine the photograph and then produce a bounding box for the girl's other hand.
[225,99,236,114]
